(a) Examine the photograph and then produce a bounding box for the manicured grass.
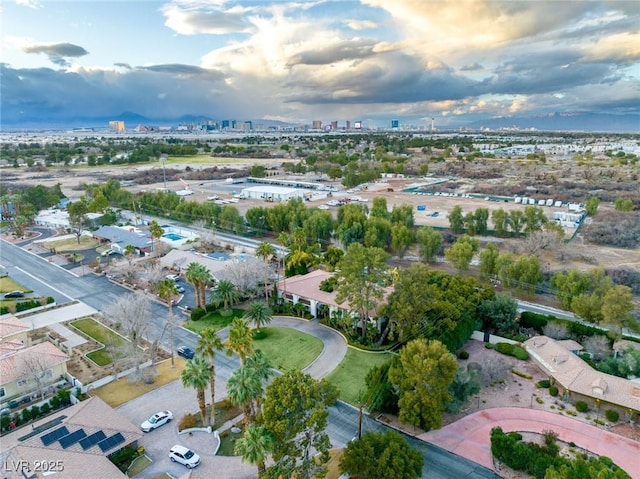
[255,327,323,372]
[92,358,186,407]
[184,308,244,334]
[217,424,243,456]
[87,349,113,366]
[70,317,127,347]
[127,454,151,477]
[0,276,30,293]
[41,235,100,252]
[325,347,395,405]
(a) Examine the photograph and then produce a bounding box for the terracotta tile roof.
[0,341,68,385]
[0,339,26,355]
[0,316,29,340]
[2,397,142,479]
[613,339,640,352]
[524,336,640,412]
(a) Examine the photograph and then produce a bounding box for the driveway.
[419,407,640,478]
[117,379,255,479]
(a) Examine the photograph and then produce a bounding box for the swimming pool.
[163,233,185,241]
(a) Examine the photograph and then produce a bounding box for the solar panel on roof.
[41,426,69,446]
[59,429,87,449]
[97,432,125,452]
[79,430,107,450]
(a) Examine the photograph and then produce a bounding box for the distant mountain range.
[461,112,639,133]
[2,111,638,133]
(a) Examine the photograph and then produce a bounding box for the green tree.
[243,301,272,333]
[479,243,500,279]
[214,279,239,312]
[196,327,224,424]
[185,262,212,309]
[149,220,164,257]
[444,234,479,271]
[491,208,508,236]
[448,205,464,233]
[473,207,489,235]
[335,203,367,246]
[390,223,414,258]
[181,356,211,425]
[551,270,592,310]
[262,371,338,479]
[256,241,276,301]
[389,338,458,430]
[446,365,481,414]
[363,359,399,413]
[250,164,267,177]
[614,197,633,211]
[322,245,344,271]
[507,209,525,235]
[67,198,89,244]
[158,278,178,367]
[601,285,638,338]
[335,243,390,342]
[226,318,254,364]
[364,217,392,249]
[585,197,600,216]
[235,425,275,477]
[390,204,414,228]
[569,269,613,324]
[478,294,518,334]
[370,197,390,219]
[227,363,263,426]
[416,226,442,263]
[339,430,423,479]
[523,206,547,234]
[464,212,476,236]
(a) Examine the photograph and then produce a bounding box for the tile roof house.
[92,225,153,254]
[0,316,30,343]
[1,396,142,479]
[524,336,640,414]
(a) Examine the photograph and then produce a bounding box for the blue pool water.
[163,233,185,241]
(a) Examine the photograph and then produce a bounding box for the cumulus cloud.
[22,42,89,67]
[138,63,222,77]
[344,19,377,30]
[15,0,42,8]
[161,0,256,35]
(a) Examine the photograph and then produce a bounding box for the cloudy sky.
[2,0,639,127]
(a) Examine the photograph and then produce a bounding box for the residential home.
[1,396,142,479]
[524,336,640,417]
[92,225,153,255]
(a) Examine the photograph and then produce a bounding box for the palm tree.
[158,278,178,367]
[180,356,211,425]
[196,328,224,425]
[243,301,272,333]
[226,318,254,364]
[149,221,164,258]
[215,279,239,313]
[226,363,262,426]
[255,241,276,302]
[245,350,273,415]
[185,262,212,309]
[234,424,274,476]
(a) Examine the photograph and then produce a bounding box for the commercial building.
[240,185,305,202]
[108,121,125,132]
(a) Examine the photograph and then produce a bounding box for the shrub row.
[495,342,529,360]
[0,389,71,433]
[0,296,55,315]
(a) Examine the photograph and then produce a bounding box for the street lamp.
[161,156,167,191]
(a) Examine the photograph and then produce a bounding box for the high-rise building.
[109,120,125,132]
[345,120,351,130]
[354,121,362,129]
[312,120,322,129]
[391,119,399,129]
[221,120,230,129]
[330,121,338,130]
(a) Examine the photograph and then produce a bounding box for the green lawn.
[184,308,244,334]
[70,317,129,366]
[127,455,151,477]
[0,275,30,293]
[255,327,323,372]
[41,236,100,252]
[325,347,395,405]
[217,425,243,456]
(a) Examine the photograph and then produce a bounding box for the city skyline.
[1,0,639,128]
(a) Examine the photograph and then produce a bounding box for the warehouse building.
[241,185,305,202]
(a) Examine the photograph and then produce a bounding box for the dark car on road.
[4,291,24,299]
[177,347,195,359]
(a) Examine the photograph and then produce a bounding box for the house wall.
[1,362,68,406]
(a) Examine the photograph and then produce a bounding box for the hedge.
[605,410,619,422]
[495,342,530,361]
[519,311,549,332]
[190,307,206,321]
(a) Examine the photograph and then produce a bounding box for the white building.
[241,185,305,202]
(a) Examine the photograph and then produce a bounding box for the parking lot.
[117,379,255,479]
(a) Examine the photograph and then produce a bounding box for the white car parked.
[169,445,201,469]
[141,410,173,432]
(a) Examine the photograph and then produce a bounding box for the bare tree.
[144,261,165,292]
[104,293,151,380]
[543,322,570,340]
[18,352,54,401]
[223,257,267,298]
[582,335,611,361]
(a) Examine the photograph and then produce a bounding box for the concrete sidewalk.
[47,322,87,347]
[16,302,98,329]
[419,407,640,478]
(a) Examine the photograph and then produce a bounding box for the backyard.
[41,235,100,252]
[69,317,129,366]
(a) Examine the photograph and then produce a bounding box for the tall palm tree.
[185,262,212,309]
[244,350,273,415]
[243,301,272,333]
[180,356,211,425]
[255,241,276,302]
[215,279,239,313]
[196,327,224,425]
[149,220,164,258]
[226,363,262,426]
[226,318,254,364]
[158,278,178,367]
[234,425,274,476]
